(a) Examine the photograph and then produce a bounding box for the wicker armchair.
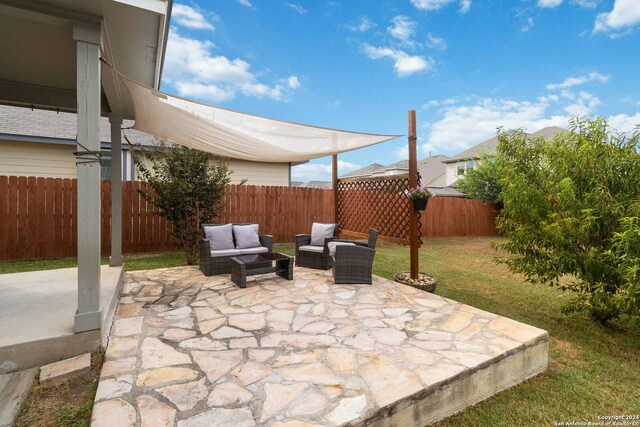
[332,228,379,284]
[294,223,339,270]
[199,223,274,276]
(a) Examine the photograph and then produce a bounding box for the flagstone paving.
[92,266,548,426]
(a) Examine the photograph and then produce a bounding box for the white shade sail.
[119,74,400,163]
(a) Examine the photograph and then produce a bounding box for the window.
[466,160,475,171]
[456,160,475,176]
[100,150,112,180]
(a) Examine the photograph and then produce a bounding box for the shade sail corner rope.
[112,70,401,163]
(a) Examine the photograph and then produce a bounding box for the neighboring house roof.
[428,187,467,198]
[444,126,565,163]
[418,155,449,185]
[379,160,409,172]
[0,105,158,147]
[290,181,304,187]
[340,163,385,178]
[298,181,332,189]
[529,126,566,139]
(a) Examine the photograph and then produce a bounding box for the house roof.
[444,126,565,163]
[418,155,448,185]
[381,160,409,171]
[529,126,566,139]
[340,163,385,178]
[0,105,157,147]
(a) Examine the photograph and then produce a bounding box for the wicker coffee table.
[230,252,294,288]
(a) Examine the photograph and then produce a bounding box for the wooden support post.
[332,154,338,224]
[109,114,123,267]
[74,22,102,332]
[408,110,419,279]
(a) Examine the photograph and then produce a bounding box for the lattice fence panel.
[337,174,412,242]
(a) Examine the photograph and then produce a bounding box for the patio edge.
[361,336,549,426]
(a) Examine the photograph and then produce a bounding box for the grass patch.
[4,238,639,425]
[14,352,103,427]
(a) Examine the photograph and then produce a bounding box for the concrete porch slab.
[93,266,548,426]
[0,266,123,372]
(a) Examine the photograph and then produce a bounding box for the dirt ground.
[14,352,103,427]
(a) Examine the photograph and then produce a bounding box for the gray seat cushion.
[239,246,269,255]
[204,224,235,250]
[327,241,356,258]
[233,224,261,249]
[310,223,335,246]
[210,249,242,257]
[299,245,324,254]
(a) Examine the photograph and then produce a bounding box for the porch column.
[74,21,102,333]
[109,114,123,267]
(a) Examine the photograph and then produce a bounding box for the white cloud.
[459,0,471,13]
[545,71,609,90]
[426,33,447,50]
[163,30,300,102]
[291,160,361,182]
[538,0,563,8]
[388,16,417,45]
[394,145,409,159]
[411,0,471,13]
[362,44,432,77]
[326,99,341,108]
[571,0,598,8]
[422,89,640,156]
[607,112,640,134]
[348,16,373,32]
[285,76,301,89]
[285,3,307,14]
[594,0,640,37]
[563,91,601,116]
[521,17,535,32]
[236,0,252,6]
[424,97,568,153]
[172,4,214,30]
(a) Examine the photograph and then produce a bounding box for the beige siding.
[0,139,77,178]
[228,159,289,186]
[0,140,291,185]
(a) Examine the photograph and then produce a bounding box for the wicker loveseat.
[199,223,274,276]
[294,223,339,270]
[329,228,379,284]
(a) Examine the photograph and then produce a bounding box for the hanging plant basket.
[395,272,437,293]
[412,199,428,211]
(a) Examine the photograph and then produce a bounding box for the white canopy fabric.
[119,75,400,163]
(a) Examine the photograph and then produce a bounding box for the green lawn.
[2,238,639,426]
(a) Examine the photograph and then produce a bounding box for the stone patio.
[92,266,548,427]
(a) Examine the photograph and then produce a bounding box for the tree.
[134,142,232,265]
[457,154,505,206]
[495,118,640,325]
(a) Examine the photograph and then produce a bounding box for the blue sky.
[161,0,640,181]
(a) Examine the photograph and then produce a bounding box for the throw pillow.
[233,224,261,249]
[204,224,235,250]
[310,223,335,246]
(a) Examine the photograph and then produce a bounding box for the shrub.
[134,143,232,265]
[495,118,640,324]
[457,154,505,206]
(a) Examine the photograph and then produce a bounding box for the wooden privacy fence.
[0,175,496,261]
[0,176,334,261]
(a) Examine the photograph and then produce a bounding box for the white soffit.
[120,74,400,162]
